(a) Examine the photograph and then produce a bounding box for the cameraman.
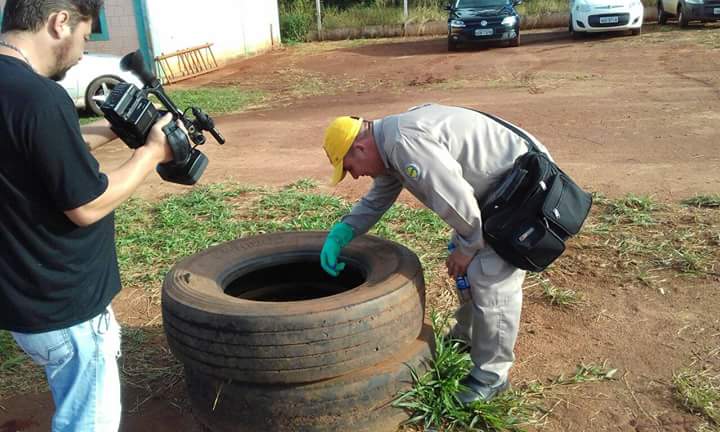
[0,1,178,430]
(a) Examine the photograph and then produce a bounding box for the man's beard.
[49,39,74,82]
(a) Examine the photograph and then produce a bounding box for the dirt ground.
[1,24,719,432]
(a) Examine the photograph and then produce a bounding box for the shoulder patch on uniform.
[404,163,420,179]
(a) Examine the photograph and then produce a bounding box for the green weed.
[553,361,618,385]
[601,194,659,226]
[683,194,720,209]
[394,312,534,432]
[540,279,581,307]
[674,367,720,426]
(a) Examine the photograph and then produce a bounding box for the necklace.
[0,39,33,68]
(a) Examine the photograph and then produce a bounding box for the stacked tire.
[162,231,431,432]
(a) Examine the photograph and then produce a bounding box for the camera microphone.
[120,51,158,88]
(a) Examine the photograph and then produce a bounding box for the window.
[89,7,110,41]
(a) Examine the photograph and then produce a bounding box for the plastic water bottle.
[447,242,472,303]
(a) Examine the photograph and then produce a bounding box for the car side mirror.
[512,0,523,5]
[445,3,453,11]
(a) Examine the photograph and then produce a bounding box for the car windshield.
[455,0,509,8]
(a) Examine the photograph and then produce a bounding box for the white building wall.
[1,0,280,62]
[0,0,139,55]
[144,0,280,63]
[86,0,140,55]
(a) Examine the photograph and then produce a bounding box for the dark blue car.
[446,0,523,50]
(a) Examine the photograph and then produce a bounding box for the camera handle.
[161,120,191,164]
[156,119,208,185]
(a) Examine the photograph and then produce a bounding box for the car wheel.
[448,39,458,51]
[657,1,669,24]
[509,33,520,47]
[678,4,689,27]
[84,75,121,117]
[162,231,426,384]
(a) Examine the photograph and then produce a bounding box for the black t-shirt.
[0,55,121,333]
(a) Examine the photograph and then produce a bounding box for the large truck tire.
[186,325,434,432]
[162,231,426,384]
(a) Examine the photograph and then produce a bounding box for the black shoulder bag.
[477,112,593,272]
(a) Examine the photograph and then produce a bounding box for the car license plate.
[474,28,494,36]
[599,16,620,24]
[714,7,720,14]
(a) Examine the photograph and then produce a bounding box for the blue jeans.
[11,307,122,432]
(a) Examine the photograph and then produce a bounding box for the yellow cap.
[323,116,362,186]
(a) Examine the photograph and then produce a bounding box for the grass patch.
[0,331,24,373]
[673,366,720,426]
[115,180,450,296]
[581,194,719,279]
[526,274,582,307]
[161,87,265,115]
[683,194,720,209]
[78,86,263,129]
[0,331,47,398]
[601,194,659,226]
[120,326,183,411]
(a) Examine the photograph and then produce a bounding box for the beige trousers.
[453,246,526,385]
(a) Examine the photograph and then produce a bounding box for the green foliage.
[280,0,316,42]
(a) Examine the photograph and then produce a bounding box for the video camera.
[100,50,225,185]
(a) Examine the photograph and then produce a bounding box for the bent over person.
[0,1,178,430]
[319,103,553,403]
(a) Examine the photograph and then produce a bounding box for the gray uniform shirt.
[341,103,552,258]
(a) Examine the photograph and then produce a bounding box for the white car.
[59,53,144,116]
[569,0,644,35]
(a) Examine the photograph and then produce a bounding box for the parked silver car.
[657,0,720,26]
[59,52,143,116]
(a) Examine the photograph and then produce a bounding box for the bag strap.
[469,109,541,154]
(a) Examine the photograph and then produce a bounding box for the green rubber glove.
[320,223,355,277]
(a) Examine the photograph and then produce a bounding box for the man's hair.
[1,0,104,33]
